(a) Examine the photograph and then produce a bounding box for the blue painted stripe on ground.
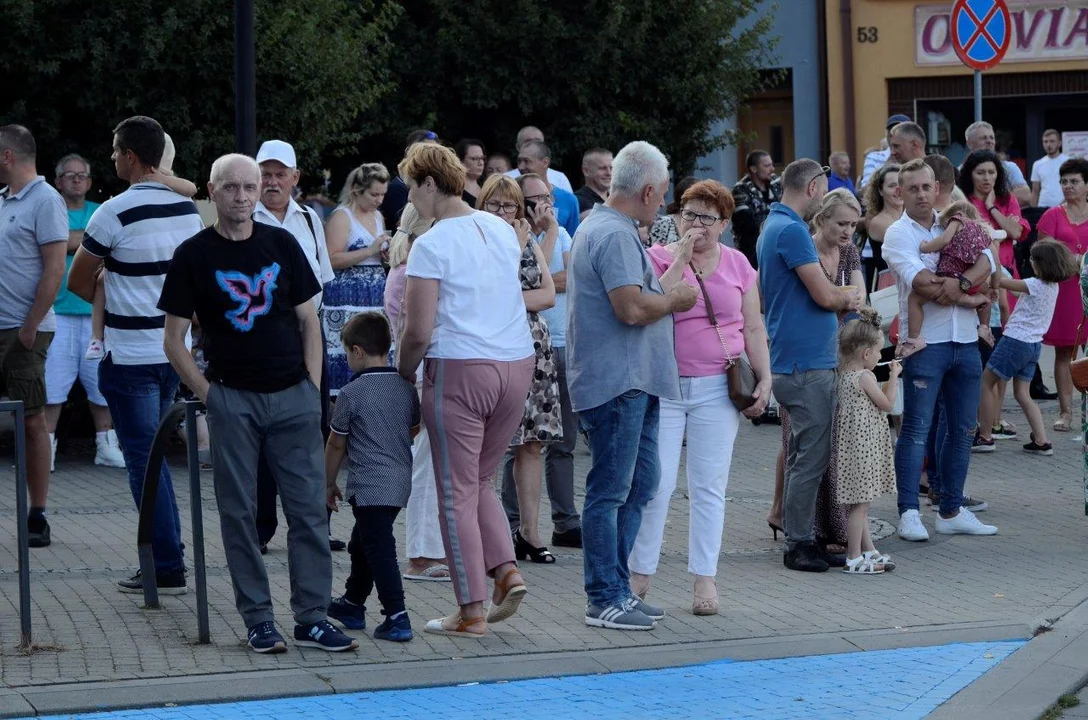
[23,640,1024,720]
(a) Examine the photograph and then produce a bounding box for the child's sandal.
[843,555,885,574]
[863,549,895,572]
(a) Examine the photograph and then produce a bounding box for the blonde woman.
[383,204,449,582]
[324,163,391,393]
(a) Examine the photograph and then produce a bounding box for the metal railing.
[136,400,210,643]
[2,400,32,649]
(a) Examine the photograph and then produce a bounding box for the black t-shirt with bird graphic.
[158,222,320,393]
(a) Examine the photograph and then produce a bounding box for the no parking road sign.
[951,0,1011,71]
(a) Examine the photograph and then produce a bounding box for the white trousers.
[628,374,740,577]
[404,426,445,559]
[44,314,106,406]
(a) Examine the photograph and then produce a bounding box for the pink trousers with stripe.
[422,356,535,605]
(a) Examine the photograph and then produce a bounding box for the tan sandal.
[1054,414,1072,432]
[424,614,486,637]
[692,579,719,616]
[485,568,527,624]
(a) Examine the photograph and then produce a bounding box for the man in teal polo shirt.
[758,158,860,573]
[44,154,124,470]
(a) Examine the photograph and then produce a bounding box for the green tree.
[1,0,399,197]
[363,0,779,178]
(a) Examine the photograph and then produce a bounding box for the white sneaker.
[95,430,126,468]
[935,507,997,535]
[49,433,56,473]
[897,509,929,542]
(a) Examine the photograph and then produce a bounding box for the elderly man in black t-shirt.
[158,153,357,655]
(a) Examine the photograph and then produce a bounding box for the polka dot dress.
[835,370,895,505]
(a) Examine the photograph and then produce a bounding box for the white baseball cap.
[256,140,297,168]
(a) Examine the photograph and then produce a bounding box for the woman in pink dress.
[1040,157,1088,432]
[957,150,1031,283]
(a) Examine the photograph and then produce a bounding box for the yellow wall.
[826,0,1088,160]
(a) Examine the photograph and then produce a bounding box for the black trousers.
[257,324,331,543]
[344,505,405,615]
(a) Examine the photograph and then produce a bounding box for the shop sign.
[916,2,1088,65]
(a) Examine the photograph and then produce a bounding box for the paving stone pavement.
[10,640,1027,720]
[0,386,1085,695]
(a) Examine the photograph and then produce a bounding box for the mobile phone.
[525,199,537,215]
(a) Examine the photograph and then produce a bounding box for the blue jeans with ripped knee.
[895,342,982,517]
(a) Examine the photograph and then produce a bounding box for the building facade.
[826,0,1088,175]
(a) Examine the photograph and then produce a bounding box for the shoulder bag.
[688,262,757,411]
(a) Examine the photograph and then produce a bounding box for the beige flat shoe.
[424,614,486,637]
[692,581,719,616]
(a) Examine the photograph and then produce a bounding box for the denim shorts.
[986,335,1040,382]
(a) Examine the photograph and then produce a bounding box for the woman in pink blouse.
[1040,157,1088,432]
[627,180,771,616]
[957,150,1030,280]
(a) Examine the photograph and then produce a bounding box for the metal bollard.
[2,400,32,649]
[184,401,210,643]
[136,402,187,608]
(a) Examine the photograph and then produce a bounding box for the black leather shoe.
[551,527,582,548]
[821,548,847,568]
[783,541,829,572]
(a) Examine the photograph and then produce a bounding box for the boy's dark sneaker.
[329,536,346,552]
[374,612,413,642]
[117,569,187,595]
[27,516,51,548]
[294,620,359,652]
[327,596,366,630]
[991,423,1018,440]
[247,621,287,653]
[1023,434,1054,456]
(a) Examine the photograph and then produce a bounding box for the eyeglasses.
[484,200,519,214]
[680,209,723,226]
[465,156,486,163]
[806,166,833,187]
[523,193,552,205]
[59,171,90,181]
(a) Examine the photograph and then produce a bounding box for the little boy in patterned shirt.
[325,312,420,642]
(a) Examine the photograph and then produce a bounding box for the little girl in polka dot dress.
[836,308,899,575]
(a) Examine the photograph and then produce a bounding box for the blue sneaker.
[327,596,366,630]
[247,621,287,654]
[294,619,359,652]
[374,612,413,642]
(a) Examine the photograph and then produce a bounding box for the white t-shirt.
[253,200,335,309]
[1031,154,1070,208]
[405,211,534,361]
[1004,276,1059,344]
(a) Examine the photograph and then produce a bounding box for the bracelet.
[986,205,996,212]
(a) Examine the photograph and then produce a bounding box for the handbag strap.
[688,262,736,365]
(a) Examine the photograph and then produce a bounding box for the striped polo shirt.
[82,183,203,365]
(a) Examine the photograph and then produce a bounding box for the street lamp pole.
[234,0,256,155]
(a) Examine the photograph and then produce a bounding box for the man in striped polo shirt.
[68,116,203,595]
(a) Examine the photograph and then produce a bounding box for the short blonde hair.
[477,174,525,220]
[387,203,434,268]
[812,188,862,231]
[398,143,465,197]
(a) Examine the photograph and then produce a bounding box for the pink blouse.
[967,194,1030,273]
[647,244,757,378]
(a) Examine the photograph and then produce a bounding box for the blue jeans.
[99,355,185,575]
[924,395,947,499]
[895,343,982,517]
[579,390,660,608]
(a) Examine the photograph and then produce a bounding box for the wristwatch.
[957,274,972,292]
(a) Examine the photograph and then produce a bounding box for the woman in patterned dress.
[323,163,391,393]
[478,173,562,562]
[767,189,865,555]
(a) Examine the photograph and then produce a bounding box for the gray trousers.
[501,349,581,534]
[772,369,837,551]
[206,378,331,628]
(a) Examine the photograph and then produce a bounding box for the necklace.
[1067,202,1088,226]
[815,237,839,283]
[689,245,721,277]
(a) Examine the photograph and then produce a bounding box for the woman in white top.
[396,144,536,638]
[323,163,391,393]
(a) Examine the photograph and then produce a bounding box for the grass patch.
[1041,694,1081,720]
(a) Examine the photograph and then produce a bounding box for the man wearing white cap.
[252,140,342,554]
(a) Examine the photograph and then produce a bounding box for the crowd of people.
[1,110,1086,649]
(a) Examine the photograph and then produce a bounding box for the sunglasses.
[807,166,832,186]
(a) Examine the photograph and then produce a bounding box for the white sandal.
[863,550,895,572]
[843,555,885,574]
